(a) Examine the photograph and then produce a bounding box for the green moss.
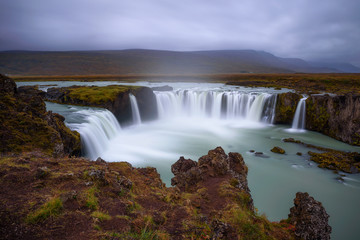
[230,178,240,187]
[91,211,112,221]
[271,146,286,154]
[26,197,63,224]
[306,98,330,133]
[308,151,360,173]
[85,187,99,210]
[66,85,141,105]
[126,200,142,213]
[0,157,30,169]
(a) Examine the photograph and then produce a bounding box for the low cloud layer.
[1,0,359,66]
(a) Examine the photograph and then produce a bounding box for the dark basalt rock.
[211,219,236,239]
[0,74,17,94]
[306,94,360,146]
[151,85,173,91]
[274,92,302,124]
[171,157,201,189]
[171,147,252,208]
[289,192,331,240]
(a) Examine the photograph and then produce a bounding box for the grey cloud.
[0,0,359,66]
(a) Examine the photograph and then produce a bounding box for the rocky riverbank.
[0,147,331,239]
[45,85,158,126]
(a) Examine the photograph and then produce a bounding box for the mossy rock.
[45,85,158,125]
[0,74,81,156]
[274,92,302,124]
[271,146,286,154]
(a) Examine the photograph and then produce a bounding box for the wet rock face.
[171,147,250,194]
[274,92,302,124]
[289,192,331,240]
[151,85,173,91]
[306,94,360,146]
[132,87,158,122]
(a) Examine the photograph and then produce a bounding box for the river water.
[19,81,360,240]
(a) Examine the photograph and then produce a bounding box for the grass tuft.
[26,197,62,223]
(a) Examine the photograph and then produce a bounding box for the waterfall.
[68,109,121,160]
[292,97,307,130]
[154,90,277,123]
[129,94,141,125]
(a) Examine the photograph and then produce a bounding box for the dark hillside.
[0,49,345,76]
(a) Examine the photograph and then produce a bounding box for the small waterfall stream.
[129,94,142,125]
[292,97,307,130]
[68,109,121,160]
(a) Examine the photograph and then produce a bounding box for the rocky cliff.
[46,85,158,126]
[0,74,80,156]
[306,94,360,146]
[274,92,302,124]
[275,92,360,146]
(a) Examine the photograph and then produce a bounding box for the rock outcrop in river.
[46,85,158,126]
[288,192,332,240]
[0,74,80,156]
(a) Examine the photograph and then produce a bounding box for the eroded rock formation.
[288,192,332,240]
[172,147,253,210]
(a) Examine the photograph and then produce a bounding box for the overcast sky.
[0,0,359,66]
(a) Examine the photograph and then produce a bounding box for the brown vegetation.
[13,73,360,94]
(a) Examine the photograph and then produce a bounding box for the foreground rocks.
[171,147,253,210]
[288,192,332,240]
[45,85,158,125]
[0,74,80,156]
[0,147,332,239]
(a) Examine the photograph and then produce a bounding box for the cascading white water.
[129,94,142,125]
[68,109,121,160]
[292,97,307,130]
[154,90,277,123]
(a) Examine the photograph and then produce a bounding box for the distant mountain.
[309,61,360,73]
[0,49,354,76]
